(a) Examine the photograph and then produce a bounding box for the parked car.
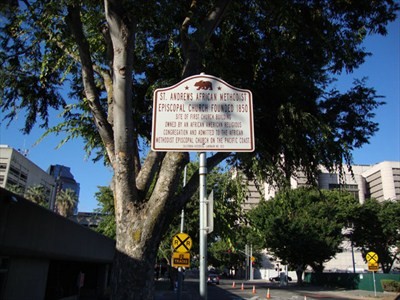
[269,275,292,282]
[207,273,220,285]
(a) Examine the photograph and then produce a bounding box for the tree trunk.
[111,151,189,299]
[103,1,231,298]
[112,249,156,299]
[296,265,304,285]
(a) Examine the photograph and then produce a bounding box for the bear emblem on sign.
[194,80,213,90]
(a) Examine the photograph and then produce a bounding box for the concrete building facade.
[241,161,400,279]
[243,161,400,211]
[0,145,57,209]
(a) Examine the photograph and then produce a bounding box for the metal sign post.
[199,152,207,299]
[366,251,379,297]
[151,73,254,300]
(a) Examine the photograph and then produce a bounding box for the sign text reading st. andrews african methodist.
[151,74,254,152]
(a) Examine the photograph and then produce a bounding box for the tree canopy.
[94,185,116,239]
[0,1,398,298]
[24,184,49,208]
[349,198,400,273]
[55,188,78,217]
[249,188,359,283]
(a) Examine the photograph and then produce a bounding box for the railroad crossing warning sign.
[172,233,192,253]
[366,252,379,263]
[368,261,379,272]
[172,252,191,268]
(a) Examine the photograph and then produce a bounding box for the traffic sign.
[368,261,379,272]
[366,252,379,263]
[151,74,254,152]
[172,252,191,268]
[172,233,192,253]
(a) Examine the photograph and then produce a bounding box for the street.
[155,278,391,300]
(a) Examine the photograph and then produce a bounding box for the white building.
[0,145,57,209]
[243,161,400,208]
[241,161,400,278]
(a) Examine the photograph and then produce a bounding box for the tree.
[94,186,116,239]
[350,198,400,273]
[165,163,247,246]
[249,188,358,284]
[55,188,77,217]
[5,184,24,196]
[163,163,251,273]
[0,1,398,298]
[24,184,49,208]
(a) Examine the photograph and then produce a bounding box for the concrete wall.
[0,188,115,262]
[0,187,115,300]
[3,258,49,300]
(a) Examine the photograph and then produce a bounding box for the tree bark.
[103,1,232,298]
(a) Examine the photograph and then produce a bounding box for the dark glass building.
[47,164,80,214]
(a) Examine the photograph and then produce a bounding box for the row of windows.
[328,183,359,191]
[8,166,28,181]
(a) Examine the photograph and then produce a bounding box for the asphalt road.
[155,278,398,300]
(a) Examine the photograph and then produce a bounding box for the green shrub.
[381,280,400,292]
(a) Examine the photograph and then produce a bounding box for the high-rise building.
[242,161,400,211]
[0,145,81,213]
[0,145,56,208]
[48,164,80,214]
[240,161,400,278]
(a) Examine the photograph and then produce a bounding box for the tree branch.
[66,4,116,166]
[136,150,166,198]
[181,0,232,77]
[174,151,231,209]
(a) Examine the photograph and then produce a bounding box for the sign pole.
[199,152,207,300]
[250,244,253,281]
[373,271,377,297]
[180,166,187,233]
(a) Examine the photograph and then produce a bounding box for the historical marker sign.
[151,74,254,152]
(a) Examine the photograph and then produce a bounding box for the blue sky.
[0,18,399,212]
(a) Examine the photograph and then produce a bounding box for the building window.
[20,172,28,181]
[329,183,359,200]
[9,166,20,178]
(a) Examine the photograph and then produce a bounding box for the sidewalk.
[303,288,399,300]
[155,279,200,300]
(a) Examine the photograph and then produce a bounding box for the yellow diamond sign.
[172,233,192,253]
[366,252,379,263]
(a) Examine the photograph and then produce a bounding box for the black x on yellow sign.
[366,251,379,263]
[172,233,192,253]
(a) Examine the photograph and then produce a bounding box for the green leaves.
[94,186,116,239]
[350,198,400,273]
[56,188,78,217]
[249,188,359,273]
[1,0,398,181]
